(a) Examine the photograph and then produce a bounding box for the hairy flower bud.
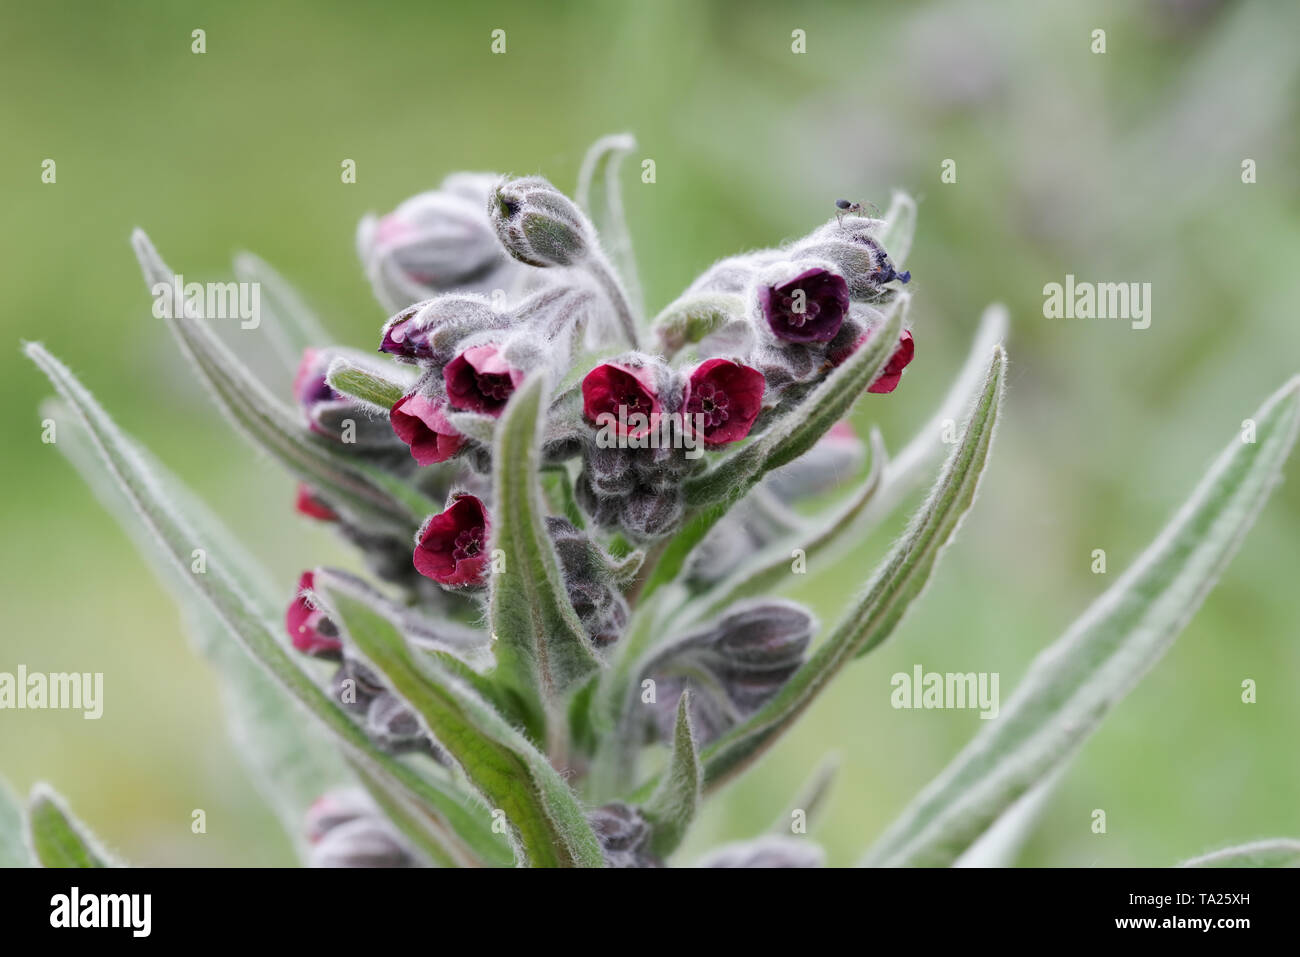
[390,393,466,465]
[443,343,524,416]
[357,173,520,312]
[587,803,661,868]
[285,571,342,658]
[790,218,911,302]
[413,493,490,587]
[547,517,630,647]
[684,358,765,446]
[753,262,851,344]
[697,835,825,868]
[309,813,418,868]
[488,176,592,268]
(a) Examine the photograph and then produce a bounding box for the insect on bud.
[488,176,592,269]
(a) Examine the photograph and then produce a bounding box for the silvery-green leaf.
[315,571,605,868]
[576,132,642,319]
[651,292,746,357]
[696,345,1005,792]
[770,754,840,835]
[232,250,333,375]
[876,190,917,268]
[326,356,412,412]
[1178,839,1300,868]
[862,375,1300,868]
[0,777,33,867]
[133,230,433,536]
[26,343,507,868]
[49,399,349,862]
[641,693,701,857]
[27,784,116,868]
[445,410,499,445]
[951,769,1061,868]
[489,374,601,708]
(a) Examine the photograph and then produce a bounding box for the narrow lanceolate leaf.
[326,357,411,412]
[951,768,1062,868]
[698,345,1006,792]
[26,344,508,868]
[1178,839,1300,868]
[641,693,702,857]
[28,785,115,868]
[863,303,1009,526]
[0,777,34,867]
[49,402,349,861]
[575,132,642,318]
[862,375,1300,868]
[489,374,601,707]
[876,190,917,268]
[770,754,840,835]
[316,572,605,868]
[232,250,333,375]
[683,428,887,625]
[133,230,429,536]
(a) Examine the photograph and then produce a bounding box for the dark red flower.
[443,343,523,416]
[295,484,339,522]
[867,329,915,394]
[758,267,850,343]
[379,304,436,360]
[285,571,342,656]
[390,393,465,465]
[582,363,661,439]
[684,359,765,446]
[413,494,490,587]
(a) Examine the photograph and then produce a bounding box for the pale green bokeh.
[1,0,1297,866]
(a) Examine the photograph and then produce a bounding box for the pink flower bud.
[389,393,466,465]
[443,343,524,416]
[684,358,765,446]
[413,494,490,587]
[285,571,342,657]
[295,484,339,522]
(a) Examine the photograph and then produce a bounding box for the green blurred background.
[2,0,1298,866]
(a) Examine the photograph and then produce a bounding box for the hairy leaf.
[28,785,115,868]
[1178,839,1300,868]
[641,693,701,857]
[0,777,34,867]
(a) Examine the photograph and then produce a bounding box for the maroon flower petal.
[390,394,466,465]
[379,305,436,360]
[582,363,662,439]
[443,343,522,416]
[285,571,342,656]
[413,494,490,586]
[295,484,339,522]
[866,329,915,394]
[684,358,766,446]
[758,268,849,344]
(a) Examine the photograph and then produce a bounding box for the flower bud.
[488,176,592,268]
[753,262,850,344]
[790,220,911,302]
[308,815,417,868]
[697,835,825,868]
[285,571,342,658]
[413,493,490,587]
[443,343,524,416]
[683,358,766,446]
[380,292,503,364]
[587,803,661,868]
[389,393,466,465]
[295,483,339,522]
[357,173,519,313]
[547,517,630,647]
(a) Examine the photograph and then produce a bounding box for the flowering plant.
[9,134,1299,869]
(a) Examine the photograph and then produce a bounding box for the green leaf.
[651,292,746,357]
[682,428,887,624]
[1178,839,1300,868]
[26,342,508,868]
[641,693,701,857]
[862,375,1300,868]
[488,374,601,708]
[28,785,115,868]
[133,230,430,536]
[769,754,840,835]
[697,344,1006,792]
[575,132,642,319]
[47,400,350,860]
[951,770,1061,868]
[232,250,333,374]
[315,571,605,867]
[0,777,34,867]
[326,356,410,412]
[875,190,917,268]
